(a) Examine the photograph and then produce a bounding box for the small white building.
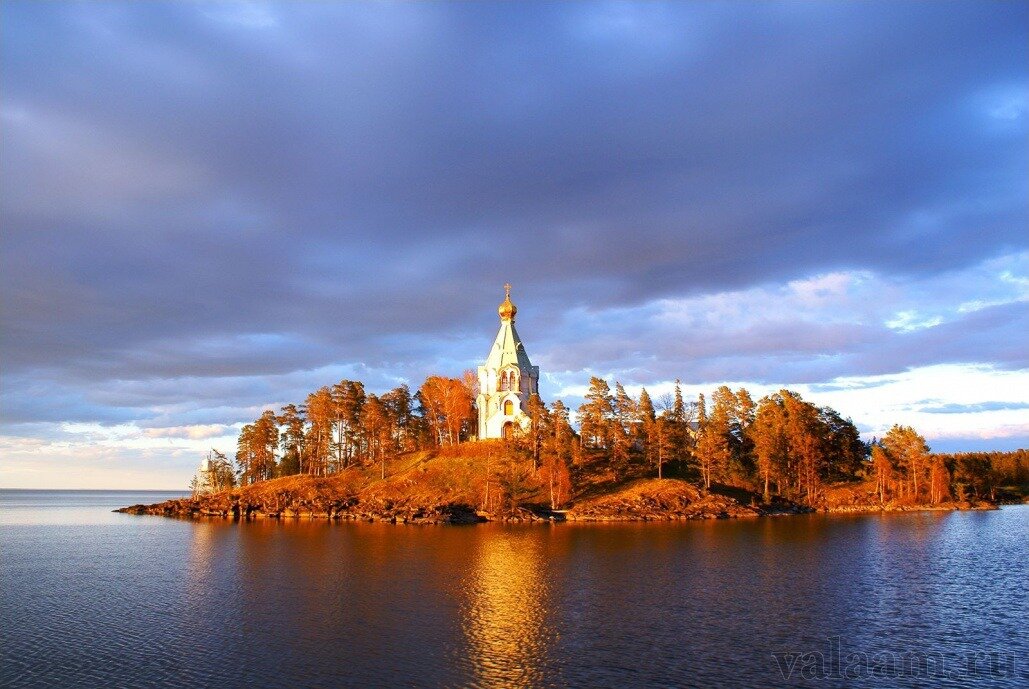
[192,455,216,495]
[477,284,540,440]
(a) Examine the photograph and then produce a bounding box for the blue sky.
[1,1,1026,488]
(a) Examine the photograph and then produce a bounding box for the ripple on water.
[2,493,1027,688]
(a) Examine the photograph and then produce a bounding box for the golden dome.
[498,283,517,321]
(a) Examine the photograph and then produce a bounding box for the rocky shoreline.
[117,497,488,524]
[116,476,997,525]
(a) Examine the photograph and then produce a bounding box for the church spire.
[478,284,540,440]
[498,282,517,322]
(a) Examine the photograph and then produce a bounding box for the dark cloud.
[1,1,1026,435]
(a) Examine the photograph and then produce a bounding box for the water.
[1,491,1026,688]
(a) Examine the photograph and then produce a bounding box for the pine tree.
[638,388,656,423]
[751,394,788,502]
[277,403,306,476]
[578,377,614,449]
[362,394,391,478]
[881,425,931,501]
[381,385,414,452]
[695,421,729,490]
[611,382,636,470]
[331,380,366,469]
[524,393,549,469]
[549,399,576,466]
[672,379,685,423]
[869,443,889,503]
[637,388,659,477]
[418,376,474,446]
[304,387,334,475]
[540,401,574,510]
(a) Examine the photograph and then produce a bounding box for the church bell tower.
[476,284,540,440]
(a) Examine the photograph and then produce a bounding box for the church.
[477,284,540,440]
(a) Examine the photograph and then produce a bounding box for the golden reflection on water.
[461,529,554,689]
[184,521,220,608]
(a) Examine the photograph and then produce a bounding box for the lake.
[1,490,1026,688]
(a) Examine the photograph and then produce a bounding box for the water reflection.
[9,496,1025,689]
[461,528,555,688]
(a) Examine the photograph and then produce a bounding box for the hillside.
[118,443,998,524]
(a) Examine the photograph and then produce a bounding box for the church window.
[499,369,519,392]
[504,400,513,415]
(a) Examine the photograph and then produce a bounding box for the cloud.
[0,436,200,490]
[1,105,210,220]
[0,1,1026,486]
[540,252,1028,385]
[142,424,234,440]
[916,401,1029,415]
[202,3,279,30]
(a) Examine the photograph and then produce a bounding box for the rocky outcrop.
[117,496,486,524]
[823,501,997,514]
[565,479,812,521]
[116,456,995,524]
[818,480,998,514]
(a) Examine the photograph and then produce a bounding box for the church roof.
[485,319,534,371]
[484,284,534,371]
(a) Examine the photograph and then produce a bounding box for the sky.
[1,1,1027,489]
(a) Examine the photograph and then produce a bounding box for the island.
[117,439,1016,524]
[120,287,1026,523]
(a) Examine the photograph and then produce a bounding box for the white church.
[477,284,540,440]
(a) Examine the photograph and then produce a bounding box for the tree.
[381,384,415,452]
[331,380,366,469]
[611,382,637,470]
[694,386,740,489]
[881,425,931,501]
[234,410,278,485]
[362,394,391,479]
[255,410,279,480]
[541,451,572,509]
[928,455,951,504]
[235,423,254,484]
[871,444,893,504]
[819,407,865,480]
[730,388,756,480]
[579,377,614,449]
[752,395,788,502]
[304,387,334,475]
[523,393,548,469]
[695,422,729,490]
[672,379,685,422]
[638,387,657,427]
[654,416,676,479]
[208,449,235,491]
[277,404,306,476]
[495,447,540,513]
[418,376,474,446]
[781,392,823,501]
[549,399,576,467]
[637,388,660,477]
[953,453,993,501]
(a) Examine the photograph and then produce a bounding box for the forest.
[213,374,1027,509]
